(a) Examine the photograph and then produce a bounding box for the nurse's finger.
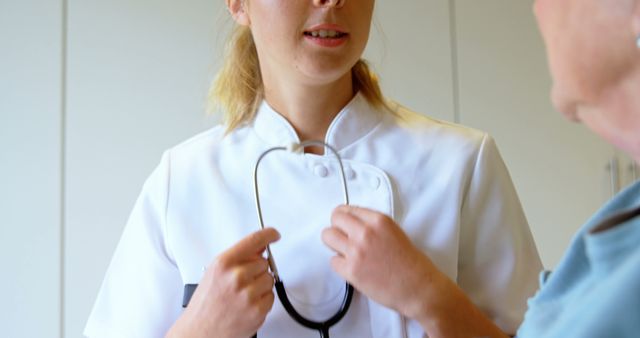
[246,272,275,301]
[335,205,392,226]
[321,226,349,256]
[330,206,367,238]
[329,255,351,281]
[234,258,270,284]
[245,287,275,332]
[224,228,281,263]
[255,289,276,317]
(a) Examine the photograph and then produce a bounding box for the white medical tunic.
[85,94,542,338]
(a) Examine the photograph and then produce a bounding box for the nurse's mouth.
[303,26,349,47]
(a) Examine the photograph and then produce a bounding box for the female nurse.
[84,1,542,337]
[322,0,640,337]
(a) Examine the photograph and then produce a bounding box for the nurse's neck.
[263,72,355,155]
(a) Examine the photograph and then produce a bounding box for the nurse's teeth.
[308,30,341,38]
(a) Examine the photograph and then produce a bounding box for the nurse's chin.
[551,86,580,123]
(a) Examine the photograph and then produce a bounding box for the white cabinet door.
[618,152,639,192]
[454,0,614,268]
[0,1,63,337]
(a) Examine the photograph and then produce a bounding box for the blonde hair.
[209,25,390,132]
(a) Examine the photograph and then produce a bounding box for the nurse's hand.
[322,206,509,338]
[321,205,443,319]
[166,228,280,338]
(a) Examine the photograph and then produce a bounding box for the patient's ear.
[227,0,250,26]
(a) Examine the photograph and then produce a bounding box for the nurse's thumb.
[231,227,281,258]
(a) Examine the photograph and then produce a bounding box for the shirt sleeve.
[457,134,543,335]
[84,151,184,338]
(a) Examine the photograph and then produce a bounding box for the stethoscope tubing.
[253,141,350,278]
[252,140,354,338]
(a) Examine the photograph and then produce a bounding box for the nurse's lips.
[303,24,349,47]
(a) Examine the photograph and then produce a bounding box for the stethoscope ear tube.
[252,140,354,338]
[253,141,350,279]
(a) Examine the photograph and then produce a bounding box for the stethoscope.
[251,140,354,338]
[181,140,354,338]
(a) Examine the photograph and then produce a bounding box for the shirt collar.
[251,93,383,152]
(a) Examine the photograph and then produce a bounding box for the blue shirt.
[517,181,640,338]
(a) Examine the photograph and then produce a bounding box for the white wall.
[3,1,633,337]
[0,1,63,337]
[64,1,222,336]
[366,0,455,121]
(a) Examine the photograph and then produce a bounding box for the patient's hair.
[209,25,390,132]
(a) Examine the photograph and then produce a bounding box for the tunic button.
[370,176,381,189]
[314,164,329,178]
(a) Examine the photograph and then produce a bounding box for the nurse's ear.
[227,0,251,26]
